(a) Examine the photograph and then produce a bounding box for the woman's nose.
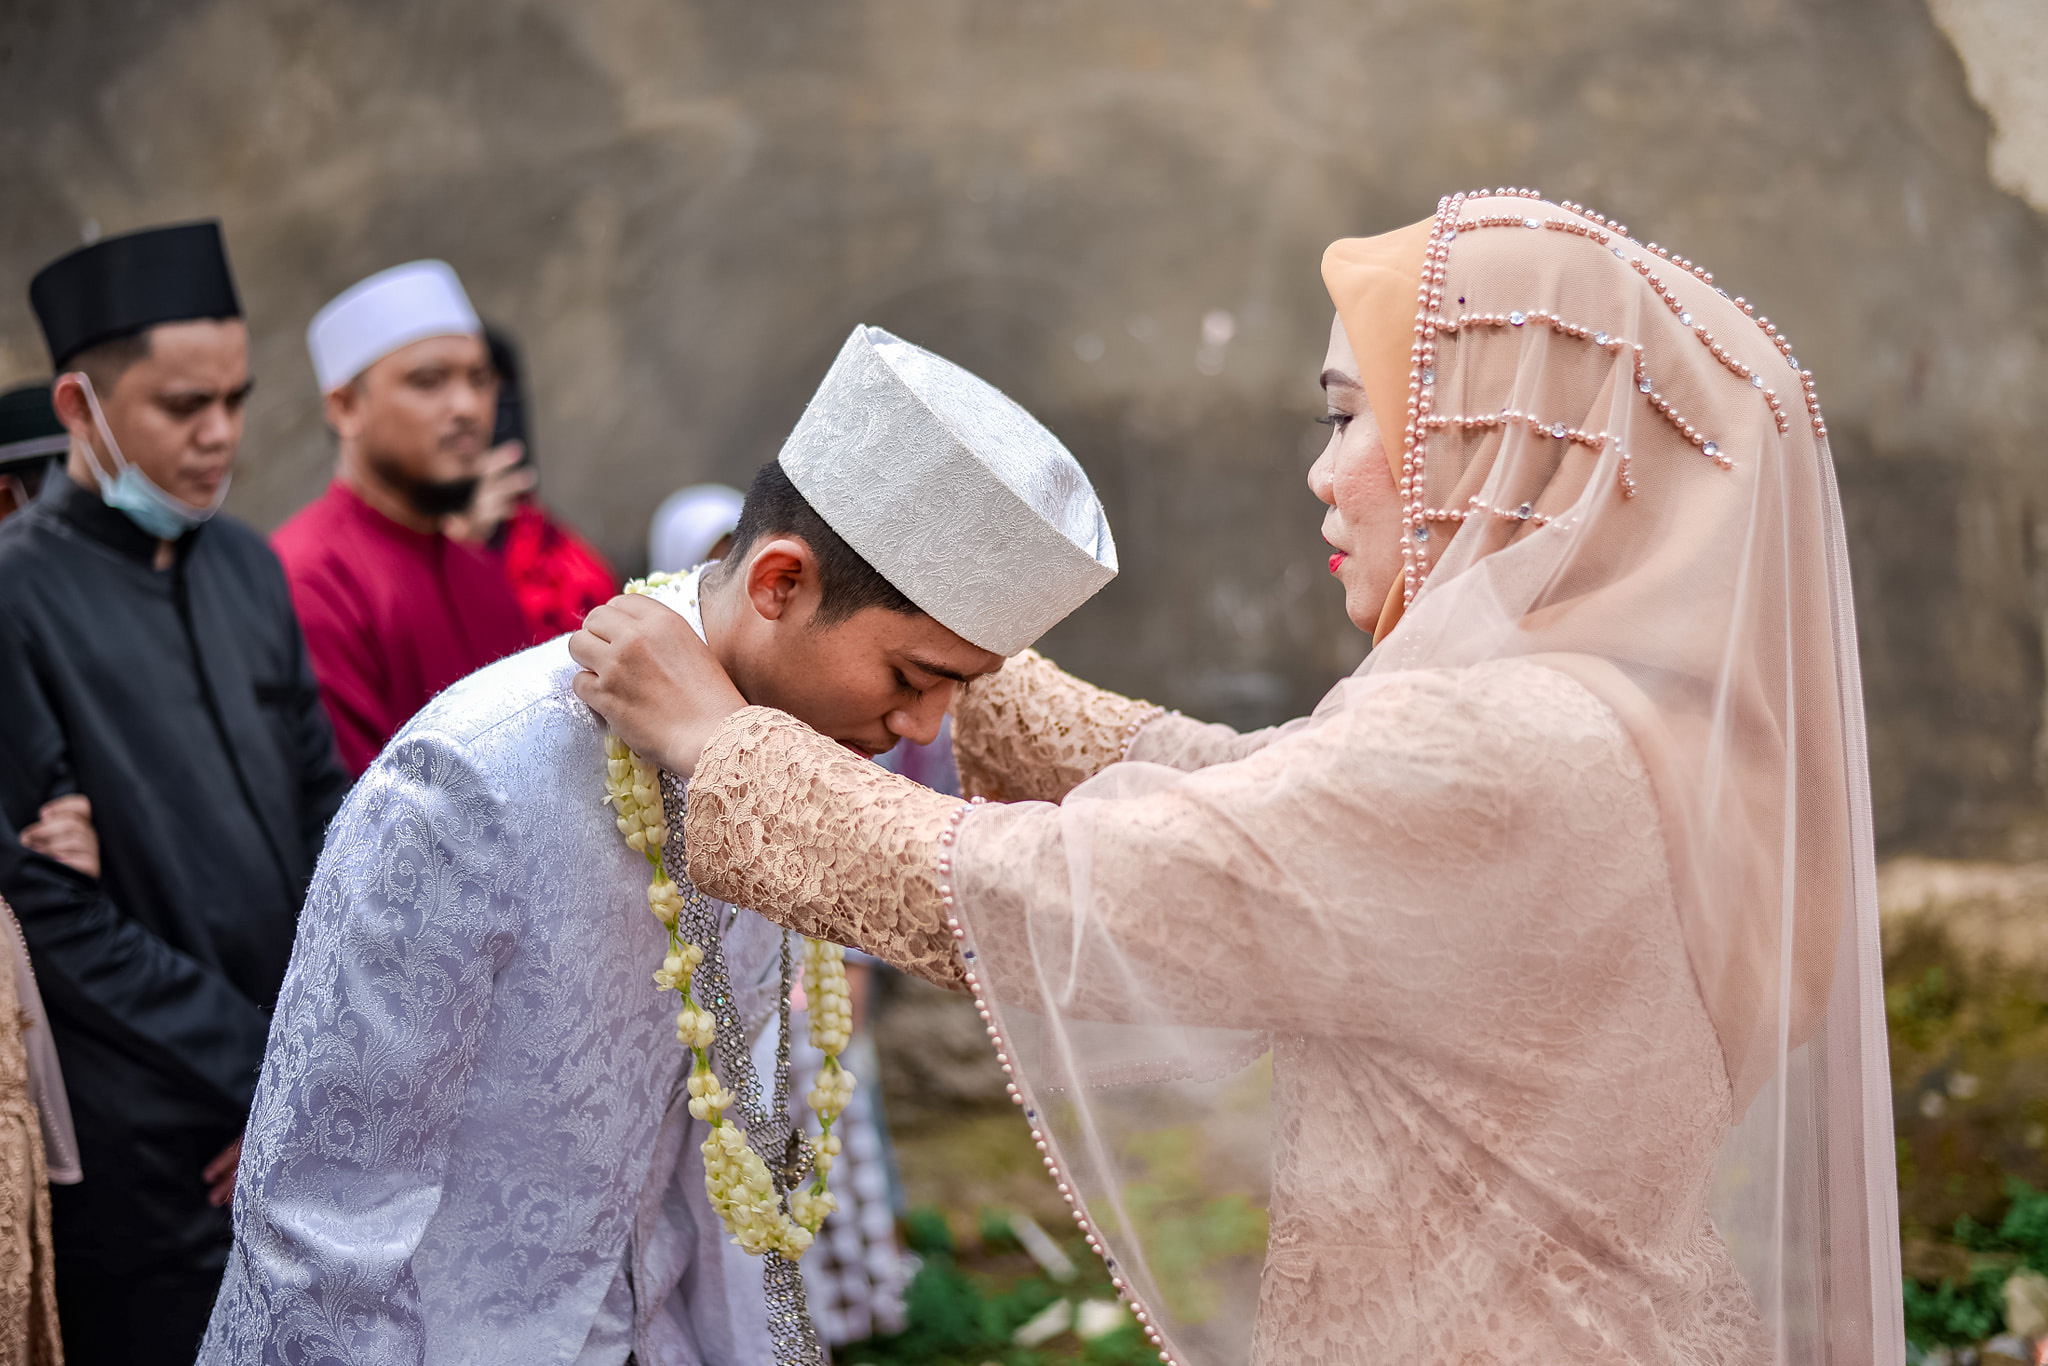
[1308,441,1337,507]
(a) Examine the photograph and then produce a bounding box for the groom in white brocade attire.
[198,325,1117,1366]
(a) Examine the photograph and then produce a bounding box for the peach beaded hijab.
[1323,190,1900,1353]
[949,190,1901,1365]
[1327,196,1858,1104]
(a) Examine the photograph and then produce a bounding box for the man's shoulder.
[196,513,283,572]
[0,501,64,564]
[269,487,349,569]
[386,638,600,768]
[0,506,99,626]
[0,514,54,641]
[347,641,642,904]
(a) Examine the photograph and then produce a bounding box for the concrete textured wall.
[3,0,2045,854]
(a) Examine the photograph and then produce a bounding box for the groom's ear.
[741,536,821,625]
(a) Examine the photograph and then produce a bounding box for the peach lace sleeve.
[951,649,1167,801]
[953,649,1303,795]
[684,706,970,990]
[0,900,60,1366]
[1122,711,1303,771]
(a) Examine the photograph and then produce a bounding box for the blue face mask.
[69,371,230,542]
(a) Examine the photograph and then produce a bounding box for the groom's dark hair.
[708,460,923,627]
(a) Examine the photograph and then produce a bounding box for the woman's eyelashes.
[1315,412,1354,432]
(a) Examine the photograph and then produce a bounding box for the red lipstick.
[1328,551,1348,574]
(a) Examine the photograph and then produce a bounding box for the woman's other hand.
[21,794,100,878]
[569,594,746,776]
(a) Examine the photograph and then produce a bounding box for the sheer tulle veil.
[950,190,1901,1363]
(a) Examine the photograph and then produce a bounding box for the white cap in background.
[649,483,746,574]
[307,260,482,393]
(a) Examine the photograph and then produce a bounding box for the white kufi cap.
[649,483,745,575]
[307,260,482,392]
[777,325,1116,656]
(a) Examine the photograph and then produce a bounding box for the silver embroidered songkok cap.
[776,325,1117,656]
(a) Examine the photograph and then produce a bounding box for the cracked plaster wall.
[2,0,2045,853]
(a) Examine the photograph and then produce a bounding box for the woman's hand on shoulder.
[569,595,745,777]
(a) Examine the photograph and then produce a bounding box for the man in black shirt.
[0,382,65,523]
[0,222,351,1366]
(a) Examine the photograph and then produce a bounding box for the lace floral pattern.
[687,707,967,991]
[958,662,1768,1363]
[951,650,1165,801]
[687,661,1773,1362]
[0,899,59,1366]
[1121,710,1299,772]
[951,650,1302,800]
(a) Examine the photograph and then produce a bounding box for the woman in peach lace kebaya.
[572,190,1904,1364]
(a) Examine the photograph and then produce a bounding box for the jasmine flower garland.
[604,573,853,1261]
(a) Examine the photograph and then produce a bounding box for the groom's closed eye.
[897,655,975,688]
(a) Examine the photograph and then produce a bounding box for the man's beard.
[368,451,479,519]
[404,475,481,519]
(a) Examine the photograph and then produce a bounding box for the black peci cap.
[0,382,67,474]
[29,221,242,369]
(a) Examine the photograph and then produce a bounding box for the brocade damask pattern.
[201,642,781,1366]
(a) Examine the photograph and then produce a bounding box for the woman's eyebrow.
[1320,368,1364,392]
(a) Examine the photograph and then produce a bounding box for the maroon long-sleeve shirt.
[273,481,529,774]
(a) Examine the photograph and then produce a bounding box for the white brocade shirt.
[200,571,783,1366]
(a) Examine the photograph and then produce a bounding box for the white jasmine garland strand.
[605,573,854,1261]
[799,936,854,1221]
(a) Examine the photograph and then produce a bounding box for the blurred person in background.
[0,222,350,1366]
[648,482,743,575]
[275,261,529,775]
[0,384,66,524]
[445,326,617,643]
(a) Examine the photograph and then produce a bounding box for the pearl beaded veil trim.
[936,190,1899,1364]
[1393,189,1824,613]
[936,796,1196,1366]
[1118,706,1169,762]
[1325,188,1899,1359]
